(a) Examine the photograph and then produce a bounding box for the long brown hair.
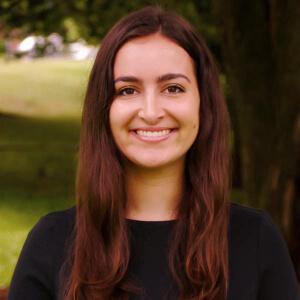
[63,6,231,300]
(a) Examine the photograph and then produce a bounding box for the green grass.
[0,58,89,287]
[0,58,92,118]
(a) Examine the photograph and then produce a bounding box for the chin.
[133,160,168,169]
[127,155,184,171]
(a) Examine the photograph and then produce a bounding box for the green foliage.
[0,0,219,50]
[0,41,5,53]
[0,1,67,35]
[63,17,82,42]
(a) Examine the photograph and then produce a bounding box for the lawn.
[0,58,91,287]
[0,58,91,117]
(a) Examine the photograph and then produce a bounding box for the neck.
[124,161,184,221]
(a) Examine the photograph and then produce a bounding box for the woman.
[8,6,300,300]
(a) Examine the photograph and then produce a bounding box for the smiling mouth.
[130,128,176,141]
[135,129,171,137]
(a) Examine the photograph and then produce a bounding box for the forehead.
[113,33,195,79]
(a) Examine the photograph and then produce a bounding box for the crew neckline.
[125,218,177,225]
[125,218,177,231]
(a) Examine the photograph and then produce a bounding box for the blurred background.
[0,0,299,297]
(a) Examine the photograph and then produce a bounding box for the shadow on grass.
[0,113,80,287]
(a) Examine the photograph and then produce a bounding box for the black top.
[8,203,300,300]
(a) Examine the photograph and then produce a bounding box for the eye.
[164,85,185,94]
[117,87,138,96]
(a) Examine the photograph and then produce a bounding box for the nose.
[137,91,165,124]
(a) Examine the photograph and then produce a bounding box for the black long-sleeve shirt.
[8,203,300,299]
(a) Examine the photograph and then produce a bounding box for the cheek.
[110,100,138,122]
[109,102,127,131]
[176,100,200,129]
[189,96,200,131]
[180,99,200,143]
[109,101,135,149]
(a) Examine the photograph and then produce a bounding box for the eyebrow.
[114,73,191,84]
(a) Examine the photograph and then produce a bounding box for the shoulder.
[229,201,270,222]
[229,202,293,271]
[20,206,76,274]
[229,202,276,238]
[29,206,76,258]
[8,207,76,298]
[31,206,76,234]
[27,206,76,247]
[228,202,300,299]
[25,206,76,258]
[229,202,289,253]
[228,202,287,266]
[36,205,76,227]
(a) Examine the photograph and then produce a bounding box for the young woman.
[8,6,300,300]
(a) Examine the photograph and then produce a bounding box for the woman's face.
[109,33,200,170]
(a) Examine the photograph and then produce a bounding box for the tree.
[0,0,69,35]
[0,0,210,43]
[213,0,300,277]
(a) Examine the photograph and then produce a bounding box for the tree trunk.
[213,0,300,278]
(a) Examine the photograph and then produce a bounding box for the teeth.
[136,129,171,137]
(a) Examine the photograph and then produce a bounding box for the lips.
[130,127,176,142]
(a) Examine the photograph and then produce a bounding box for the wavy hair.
[62,6,231,300]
